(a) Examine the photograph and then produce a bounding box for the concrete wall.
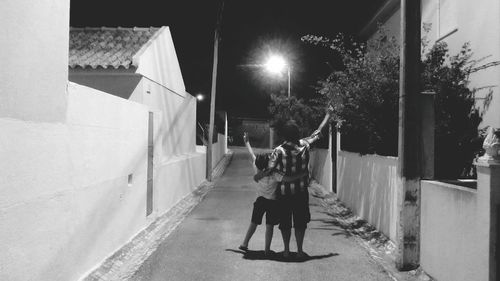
[336,151,399,242]
[0,82,207,281]
[213,133,227,168]
[420,181,484,281]
[310,148,333,192]
[0,83,151,281]
[0,0,69,122]
[154,153,206,214]
[134,80,206,216]
[130,77,197,157]
[135,27,186,96]
[196,133,227,171]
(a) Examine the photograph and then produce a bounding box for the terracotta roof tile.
[69,27,161,69]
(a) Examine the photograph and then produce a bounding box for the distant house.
[69,26,186,100]
[359,0,500,128]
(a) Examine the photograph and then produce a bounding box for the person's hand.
[326,104,334,114]
[312,129,322,138]
[243,132,249,143]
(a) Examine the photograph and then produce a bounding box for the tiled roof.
[69,27,161,69]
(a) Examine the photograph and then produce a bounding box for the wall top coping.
[474,161,500,168]
[421,180,478,194]
[339,150,398,160]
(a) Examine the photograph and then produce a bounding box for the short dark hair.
[281,120,300,143]
[254,153,269,170]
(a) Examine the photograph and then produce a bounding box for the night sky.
[70,0,384,121]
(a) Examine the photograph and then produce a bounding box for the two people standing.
[240,109,330,259]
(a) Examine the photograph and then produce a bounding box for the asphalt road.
[131,147,393,281]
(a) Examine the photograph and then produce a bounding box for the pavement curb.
[309,180,433,281]
[81,151,234,281]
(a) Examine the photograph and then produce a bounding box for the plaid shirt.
[268,138,312,196]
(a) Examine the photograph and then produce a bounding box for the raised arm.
[243,132,256,162]
[244,132,258,174]
[300,105,333,146]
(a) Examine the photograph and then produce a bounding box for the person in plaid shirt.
[255,117,327,259]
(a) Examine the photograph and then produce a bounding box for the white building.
[0,3,218,280]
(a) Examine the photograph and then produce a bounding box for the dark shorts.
[251,196,279,225]
[278,191,311,230]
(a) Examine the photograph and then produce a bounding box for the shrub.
[302,26,497,178]
[268,94,329,148]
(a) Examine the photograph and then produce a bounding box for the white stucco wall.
[0,83,151,281]
[154,153,206,214]
[420,181,484,281]
[146,88,206,216]
[1,2,207,280]
[310,148,333,192]
[422,0,500,128]
[336,151,399,242]
[0,0,69,122]
[213,134,227,169]
[196,134,227,171]
[135,27,186,96]
[128,77,206,224]
[130,77,197,157]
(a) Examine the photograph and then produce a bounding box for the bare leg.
[265,224,274,253]
[241,223,258,249]
[280,228,291,257]
[295,228,306,257]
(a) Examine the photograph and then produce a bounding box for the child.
[239,132,306,255]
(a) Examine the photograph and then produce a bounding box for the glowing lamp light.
[196,94,205,101]
[264,55,287,74]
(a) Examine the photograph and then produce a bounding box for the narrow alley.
[130,147,394,281]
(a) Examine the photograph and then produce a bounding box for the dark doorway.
[147,112,154,216]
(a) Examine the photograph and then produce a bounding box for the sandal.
[238,245,248,251]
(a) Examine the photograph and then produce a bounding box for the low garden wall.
[420,180,485,281]
[310,148,333,192]
[336,150,399,242]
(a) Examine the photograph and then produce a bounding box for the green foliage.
[421,38,484,178]
[302,27,496,179]
[302,31,400,156]
[268,94,328,147]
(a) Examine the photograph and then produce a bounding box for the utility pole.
[207,1,224,181]
[287,66,291,98]
[396,0,422,270]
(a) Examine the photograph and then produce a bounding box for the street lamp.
[264,55,291,97]
[196,93,205,101]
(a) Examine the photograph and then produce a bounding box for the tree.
[268,94,329,147]
[302,26,498,178]
[302,31,400,156]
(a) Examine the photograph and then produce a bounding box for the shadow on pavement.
[225,249,338,263]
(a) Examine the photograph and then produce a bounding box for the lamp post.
[196,93,205,101]
[264,55,290,97]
